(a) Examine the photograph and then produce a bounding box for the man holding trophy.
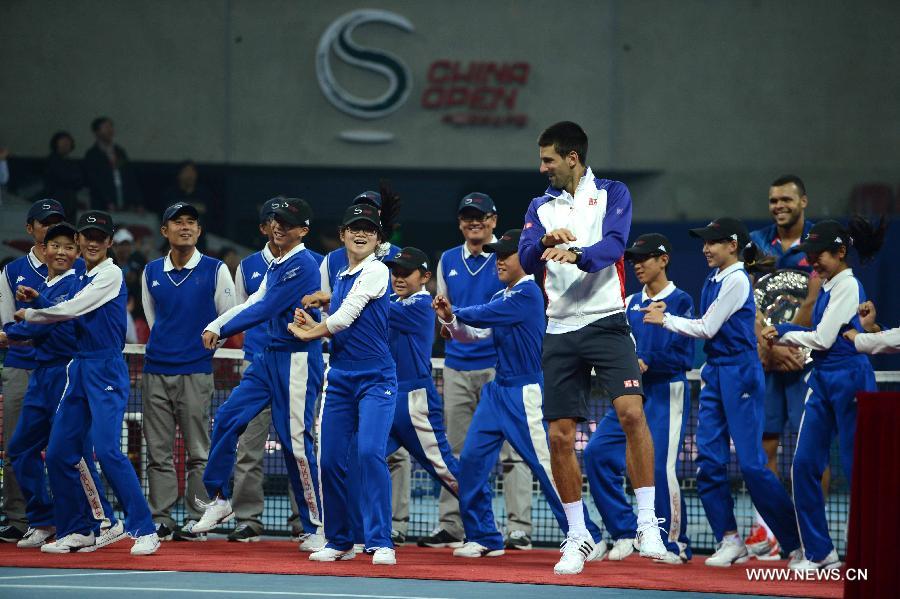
[746,175,821,560]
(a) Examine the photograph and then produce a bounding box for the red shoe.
[744,525,772,556]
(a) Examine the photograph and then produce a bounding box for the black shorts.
[542,312,644,422]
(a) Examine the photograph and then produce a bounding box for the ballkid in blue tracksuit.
[19,211,158,555]
[435,229,605,560]
[643,218,801,567]
[585,234,694,564]
[5,222,117,549]
[194,198,324,539]
[764,219,883,571]
[383,247,461,495]
[292,203,398,566]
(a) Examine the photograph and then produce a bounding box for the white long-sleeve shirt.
[325,253,388,334]
[25,259,121,323]
[663,262,749,340]
[778,268,859,351]
[854,328,900,355]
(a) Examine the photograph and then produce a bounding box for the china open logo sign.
[315,10,414,121]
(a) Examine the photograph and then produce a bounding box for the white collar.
[395,288,431,304]
[463,236,498,260]
[261,243,276,264]
[341,251,377,277]
[641,281,677,303]
[164,248,202,272]
[823,267,853,291]
[557,167,595,202]
[713,261,745,282]
[28,247,44,269]
[508,274,535,289]
[46,269,76,287]
[86,257,115,277]
[275,242,306,265]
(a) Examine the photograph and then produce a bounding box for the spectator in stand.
[0,146,9,205]
[220,247,241,281]
[162,161,215,230]
[112,228,148,289]
[44,132,84,216]
[83,117,143,211]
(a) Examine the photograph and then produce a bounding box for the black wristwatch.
[569,246,584,265]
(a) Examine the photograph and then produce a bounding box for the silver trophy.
[754,269,812,364]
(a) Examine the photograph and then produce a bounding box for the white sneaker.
[554,534,597,575]
[131,532,160,556]
[17,527,55,548]
[637,519,668,559]
[787,548,805,568]
[192,498,233,533]
[309,546,356,561]
[705,537,750,567]
[788,549,841,571]
[297,533,326,552]
[81,521,126,552]
[453,541,505,558]
[654,550,687,564]
[40,531,95,553]
[372,547,396,565]
[608,537,636,561]
[352,543,366,555]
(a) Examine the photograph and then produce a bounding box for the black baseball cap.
[76,211,115,237]
[794,220,850,254]
[625,233,672,260]
[483,229,521,255]
[271,198,312,227]
[689,217,749,248]
[44,221,78,242]
[259,198,279,224]
[353,191,382,210]
[385,247,430,272]
[27,199,65,223]
[342,203,382,230]
[458,192,497,215]
[162,201,199,223]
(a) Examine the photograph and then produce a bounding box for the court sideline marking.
[0,584,453,599]
[0,570,176,580]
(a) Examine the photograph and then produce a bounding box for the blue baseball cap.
[353,191,382,209]
[458,192,496,215]
[162,202,200,223]
[27,199,65,223]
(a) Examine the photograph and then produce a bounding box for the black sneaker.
[173,520,207,542]
[391,529,407,545]
[0,525,26,543]
[417,528,463,548]
[504,530,533,550]
[227,523,261,543]
[155,522,174,542]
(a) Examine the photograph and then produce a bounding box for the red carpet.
[0,541,841,597]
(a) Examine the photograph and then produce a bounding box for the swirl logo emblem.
[316,10,414,143]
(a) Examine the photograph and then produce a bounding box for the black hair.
[378,179,401,236]
[742,242,777,278]
[91,116,111,132]
[537,121,588,165]
[847,215,887,263]
[770,174,806,197]
[49,131,74,154]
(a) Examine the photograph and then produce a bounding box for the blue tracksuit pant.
[8,363,116,531]
[458,375,603,550]
[319,359,397,550]
[346,377,462,544]
[585,375,692,557]
[793,357,875,561]
[204,348,324,534]
[46,350,154,538]
[696,359,800,552]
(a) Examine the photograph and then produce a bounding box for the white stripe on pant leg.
[76,459,106,522]
[790,385,815,558]
[315,372,329,534]
[666,381,685,544]
[289,352,321,527]
[408,387,458,494]
[521,383,560,499]
[54,359,74,414]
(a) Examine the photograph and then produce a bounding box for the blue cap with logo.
[457,192,496,215]
[353,191,383,210]
[27,199,65,223]
[162,202,200,223]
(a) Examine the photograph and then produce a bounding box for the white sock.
[216,497,228,506]
[724,532,741,545]
[634,486,656,526]
[562,500,589,538]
